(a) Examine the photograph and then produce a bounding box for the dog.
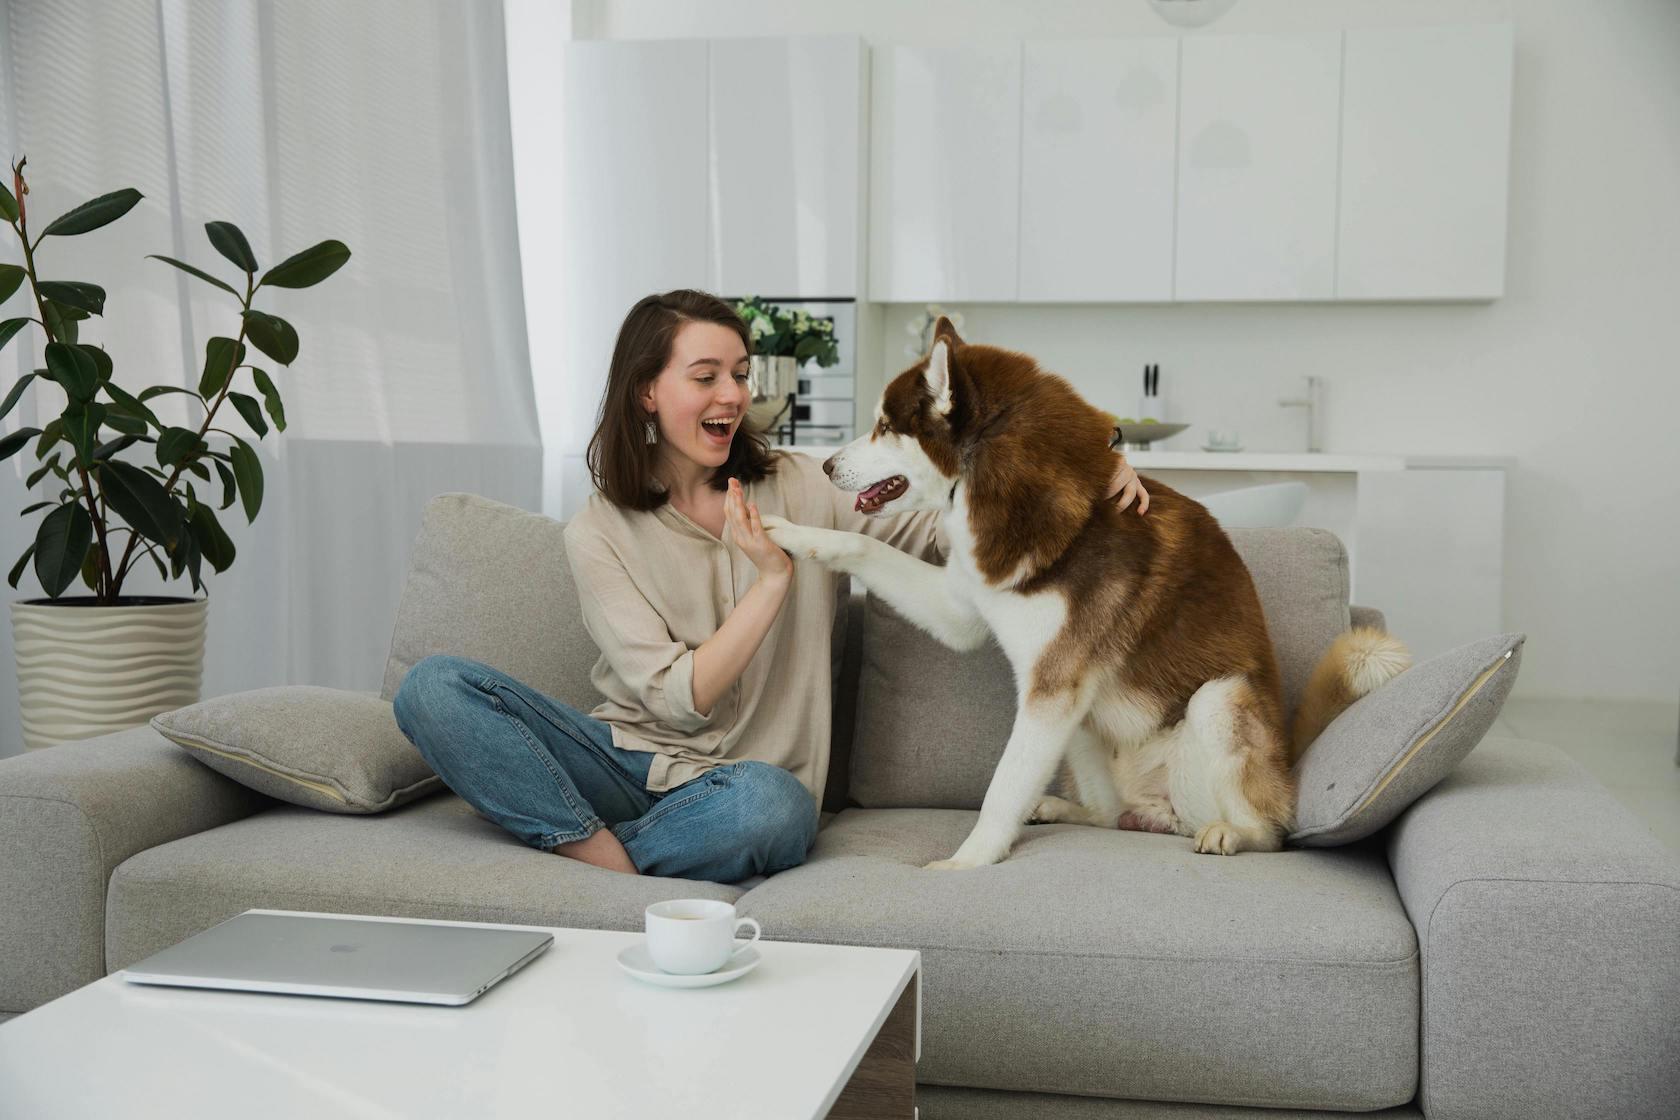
[761,318,1409,869]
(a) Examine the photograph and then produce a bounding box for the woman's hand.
[1106,452,1149,514]
[727,478,794,582]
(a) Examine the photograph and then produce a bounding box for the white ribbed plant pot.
[10,596,207,751]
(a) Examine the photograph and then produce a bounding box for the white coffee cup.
[644,898,762,975]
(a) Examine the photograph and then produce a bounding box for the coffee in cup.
[645,899,761,975]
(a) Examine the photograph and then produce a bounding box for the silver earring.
[644,419,658,445]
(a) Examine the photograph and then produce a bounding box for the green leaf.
[92,433,144,460]
[229,436,263,522]
[0,264,24,305]
[156,426,206,467]
[213,458,236,510]
[199,336,245,397]
[0,180,17,223]
[61,401,107,468]
[19,501,53,516]
[102,381,161,428]
[187,501,236,573]
[2,371,36,422]
[35,281,106,315]
[167,514,202,592]
[75,343,114,384]
[186,460,211,481]
[241,310,298,364]
[101,412,149,436]
[80,542,101,591]
[25,453,60,488]
[39,188,143,238]
[8,544,36,590]
[98,458,183,551]
[227,390,269,438]
[0,317,29,353]
[0,426,42,462]
[205,221,258,273]
[249,367,286,432]
[259,239,350,289]
[41,301,79,345]
[34,418,62,457]
[137,384,203,404]
[146,254,240,298]
[33,501,92,597]
[45,341,99,402]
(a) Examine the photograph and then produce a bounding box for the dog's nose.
[822,456,836,478]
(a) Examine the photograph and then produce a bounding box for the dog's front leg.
[761,515,988,651]
[929,696,1089,870]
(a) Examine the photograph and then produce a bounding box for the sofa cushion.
[1292,633,1525,846]
[848,527,1353,810]
[152,686,442,814]
[380,493,604,711]
[737,810,1418,1111]
[104,792,744,974]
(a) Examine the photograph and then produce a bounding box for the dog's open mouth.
[855,476,908,514]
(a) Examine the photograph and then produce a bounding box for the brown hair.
[586,289,780,510]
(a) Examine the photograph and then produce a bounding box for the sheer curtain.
[0,0,540,757]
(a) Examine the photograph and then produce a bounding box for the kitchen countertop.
[774,447,1512,472]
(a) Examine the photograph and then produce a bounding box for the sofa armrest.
[0,725,270,1013]
[1386,736,1680,1120]
[1349,603,1386,631]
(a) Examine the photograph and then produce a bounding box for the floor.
[1494,697,1680,854]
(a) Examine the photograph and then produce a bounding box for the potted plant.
[731,296,839,435]
[0,157,349,749]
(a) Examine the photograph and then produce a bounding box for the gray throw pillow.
[152,686,444,814]
[1289,632,1525,846]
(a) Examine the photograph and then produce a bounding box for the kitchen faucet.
[1278,375,1323,453]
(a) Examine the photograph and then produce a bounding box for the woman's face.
[641,320,751,475]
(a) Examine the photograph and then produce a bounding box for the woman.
[393,290,1148,883]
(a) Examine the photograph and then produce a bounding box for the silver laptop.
[121,910,553,1006]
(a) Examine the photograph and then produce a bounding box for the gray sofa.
[2,492,1675,1119]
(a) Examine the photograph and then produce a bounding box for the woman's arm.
[689,478,793,718]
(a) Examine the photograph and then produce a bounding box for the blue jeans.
[391,655,818,883]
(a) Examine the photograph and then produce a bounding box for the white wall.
[558,0,1680,704]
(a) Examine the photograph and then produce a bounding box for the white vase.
[10,596,208,750]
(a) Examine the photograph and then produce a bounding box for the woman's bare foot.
[553,828,639,874]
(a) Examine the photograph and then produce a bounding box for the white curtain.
[0,0,541,757]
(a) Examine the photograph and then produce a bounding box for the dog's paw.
[1192,821,1240,856]
[1028,795,1085,825]
[1116,807,1182,835]
[761,516,853,566]
[922,858,977,871]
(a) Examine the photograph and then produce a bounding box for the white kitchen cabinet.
[709,36,865,299]
[562,38,708,461]
[1175,31,1342,301]
[1336,24,1514,300]
[1019,38,1178,302]
[869,43,1022,302]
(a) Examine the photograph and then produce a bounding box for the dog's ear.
[923,339,955,417]
[932,315,965,348]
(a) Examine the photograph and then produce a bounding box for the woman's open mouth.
[855,475,908,513]
[700,416,736,446]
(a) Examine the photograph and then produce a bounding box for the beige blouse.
[562,450,947,803]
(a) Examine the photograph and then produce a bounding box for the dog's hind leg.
[1168,676,1292,856]
[1029,722,1123,828]
[931,693,1091,870]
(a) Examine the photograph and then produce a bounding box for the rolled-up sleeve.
[563,528,714,732]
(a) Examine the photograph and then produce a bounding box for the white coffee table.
[0,909,921,1119]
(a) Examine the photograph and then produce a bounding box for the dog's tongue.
[855,479,891,512]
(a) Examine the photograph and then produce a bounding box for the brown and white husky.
[762,318,1408,869]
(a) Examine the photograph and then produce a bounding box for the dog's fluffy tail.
[1288,627,1413,763]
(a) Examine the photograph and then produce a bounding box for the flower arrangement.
[904,304,965,358]
[732,296,839,368]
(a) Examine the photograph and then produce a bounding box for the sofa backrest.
[844,527,1352,809]
[384,496,1352,814]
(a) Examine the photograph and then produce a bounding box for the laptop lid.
[121,910,554,1006]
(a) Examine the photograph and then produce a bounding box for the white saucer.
[616,941,762,989]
